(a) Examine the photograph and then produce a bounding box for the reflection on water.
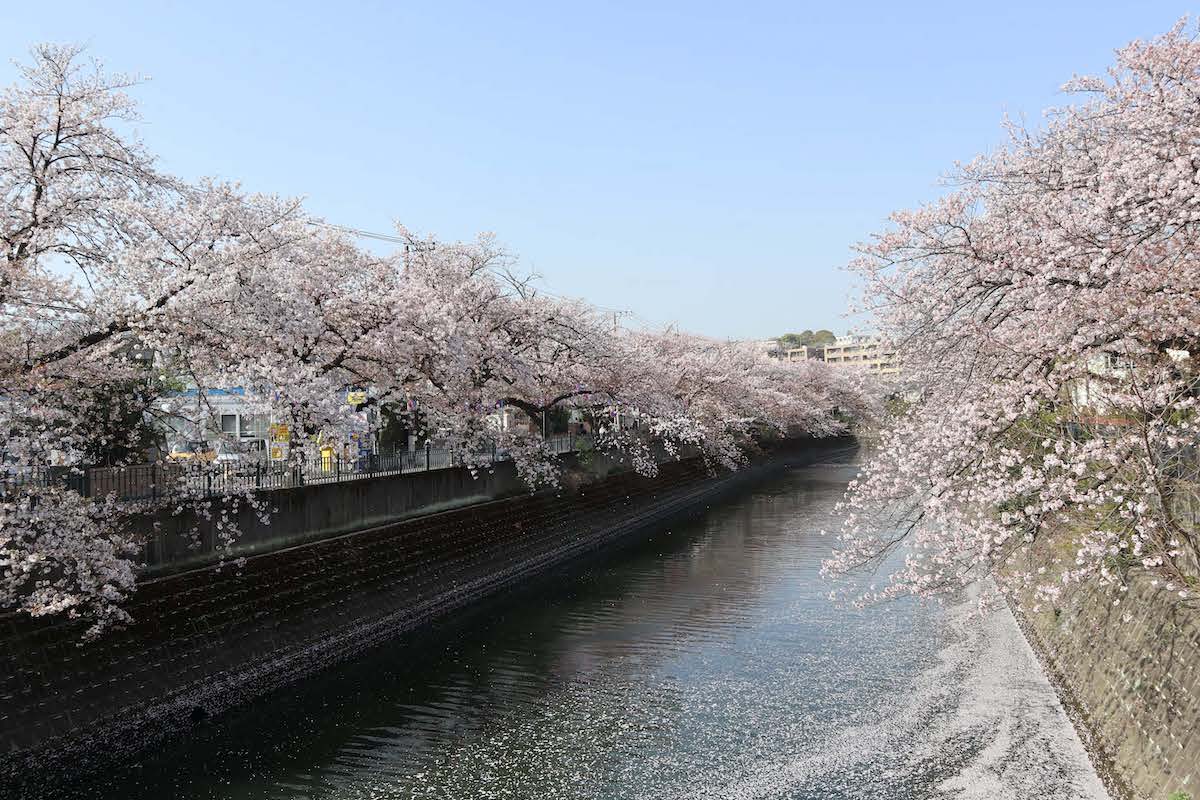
[68,462,1105,800]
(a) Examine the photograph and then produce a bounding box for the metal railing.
[1,434,587,503]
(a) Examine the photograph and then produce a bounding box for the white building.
[165,387,270,443]
[746,339,784,360]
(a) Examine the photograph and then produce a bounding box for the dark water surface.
[69,462,1105,800]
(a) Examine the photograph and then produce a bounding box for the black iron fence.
[1,434,586,503]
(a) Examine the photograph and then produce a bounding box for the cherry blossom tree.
[0,44,874,636]
[0,47,382,632]
[827,21,1200,611]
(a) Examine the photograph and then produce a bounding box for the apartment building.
[784,345,822,362]
[820,335,899,375]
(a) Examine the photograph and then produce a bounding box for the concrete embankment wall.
[0,438,849,797]
[134,448,647,575]
[134,457,532,574]
[1015,571,1200,799]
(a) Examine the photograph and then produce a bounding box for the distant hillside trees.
[777,330,837,350]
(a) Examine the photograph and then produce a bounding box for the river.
[67,461,1108,800]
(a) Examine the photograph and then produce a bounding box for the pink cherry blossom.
[0,45,879,636]
[826,20,1200,612]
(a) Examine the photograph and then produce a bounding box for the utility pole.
[612,312,622,429]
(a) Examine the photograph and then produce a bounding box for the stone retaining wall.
[1016,571,1200,799]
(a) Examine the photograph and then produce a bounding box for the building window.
[240,414,269,438]
[220,414,238,435]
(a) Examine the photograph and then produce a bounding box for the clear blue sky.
[0,2,1193,339]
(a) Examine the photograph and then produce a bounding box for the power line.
[309,221,410,245]
[315,220,639,319]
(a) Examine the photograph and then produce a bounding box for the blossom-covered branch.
[0,45,878,636]
[827,20,1200,612]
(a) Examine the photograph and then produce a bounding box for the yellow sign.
[270,445,284,460]
[347,390,367,406]
[269,423,289,443]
